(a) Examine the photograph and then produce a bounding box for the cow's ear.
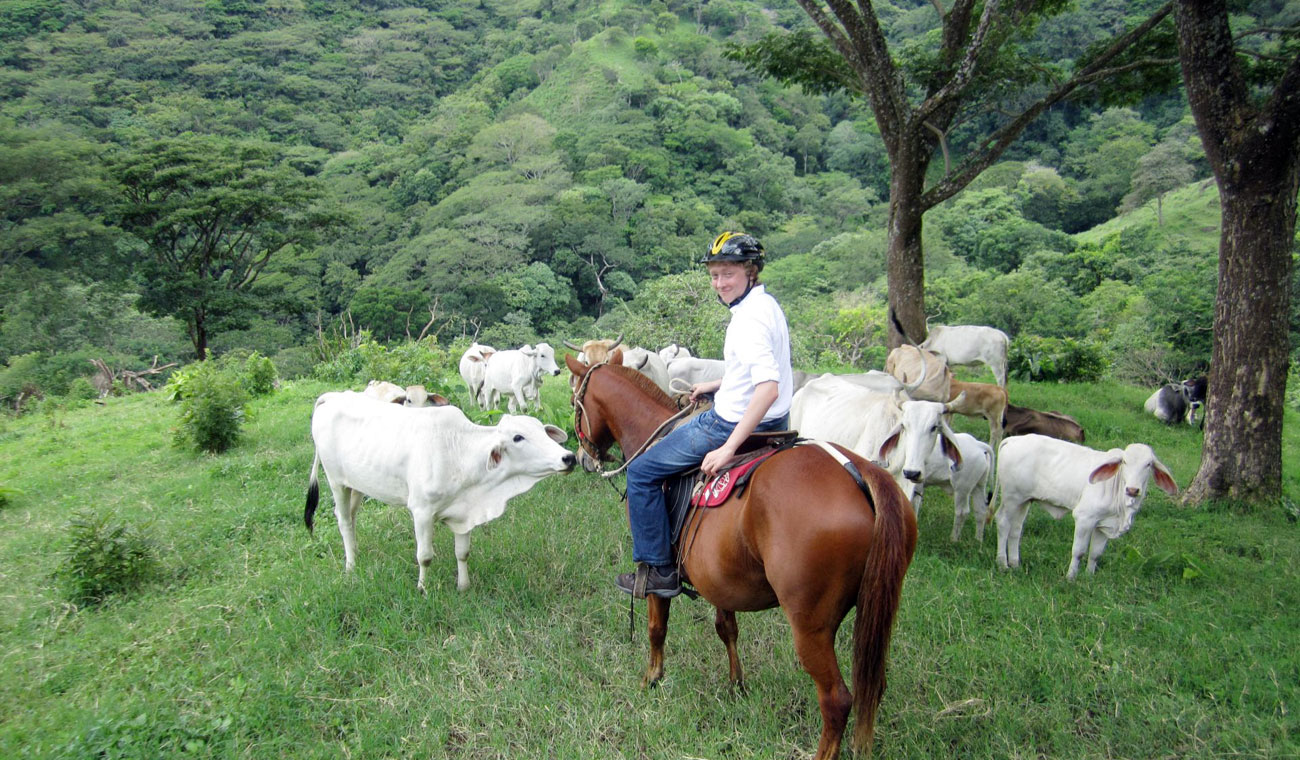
[488,441,506,470]
[877,424,902,461]
[544,424,568,444]
[468,354,483,363]
[941,434,963,470]
[1088,458,1122,483]
[1152,460,1179,495]
[430,394,450,407]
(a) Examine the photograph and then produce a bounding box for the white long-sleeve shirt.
[713,284,794,424]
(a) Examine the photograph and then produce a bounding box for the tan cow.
[886,345,952,403]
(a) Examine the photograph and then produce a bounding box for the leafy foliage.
[1008,335,1108,383]
[55,510,160,607]
[174,362,248,453]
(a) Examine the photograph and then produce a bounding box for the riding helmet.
[700,231,764,268]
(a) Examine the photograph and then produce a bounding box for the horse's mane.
[602,363,676,409]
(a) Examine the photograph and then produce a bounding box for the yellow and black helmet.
[700,231,764,266]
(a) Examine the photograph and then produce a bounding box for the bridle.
[570,359,618,474]
[570,359,700,481]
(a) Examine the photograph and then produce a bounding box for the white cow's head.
[1087,444,1178,536]
[877,398,964,482]
[489,415,576,475]
[534,342,561,376]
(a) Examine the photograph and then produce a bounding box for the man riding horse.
[616,231,795,598]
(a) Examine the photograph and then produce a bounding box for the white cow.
[666,356,726,391]
[791,374,964,504]
[658,343,693,363]
[994,434,1178,579]
[483,342,561,413]
[921,324,1010,388]
[363,380,406,404]
[305,391,576,591]
[932,433,994,543]
[458,342,496,409]
[621,347,672,393]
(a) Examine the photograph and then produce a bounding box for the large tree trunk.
[886,149,930,348]
[1175,0,1300,506]
[1184,184,1296,503]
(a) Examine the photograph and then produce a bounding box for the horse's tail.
[851,461,918,755]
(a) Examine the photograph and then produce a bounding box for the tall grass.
[0,375,1296,758]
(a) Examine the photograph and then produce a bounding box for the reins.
[571,363,700,482]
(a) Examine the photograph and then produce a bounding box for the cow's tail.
[305,450,320,535]
[984,447,1003,530]
[851,459,917,755]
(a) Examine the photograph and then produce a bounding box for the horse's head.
[566,352,622,472]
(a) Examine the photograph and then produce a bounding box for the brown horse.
[566,354,917,760]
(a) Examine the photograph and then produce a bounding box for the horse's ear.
[565,353,588,376]
[609,348,624,366]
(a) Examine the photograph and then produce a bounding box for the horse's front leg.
[714,607,745,691]
[643,594,671,687]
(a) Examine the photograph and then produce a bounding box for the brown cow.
[1003,403,1085,443]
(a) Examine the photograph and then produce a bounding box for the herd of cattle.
[306,326,1201,590]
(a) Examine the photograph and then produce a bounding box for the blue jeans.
[625,409,790,567]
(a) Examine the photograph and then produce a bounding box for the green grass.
[0,375,1296,758]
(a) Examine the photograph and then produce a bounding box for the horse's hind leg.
[790,624,852,760]
[714,607,744,691]
[642,595,671,687]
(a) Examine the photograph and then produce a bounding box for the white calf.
[994,434,1178,579]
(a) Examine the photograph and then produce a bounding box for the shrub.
[1008,335,1108,382]
[312,338,459,393]
[55,511,159,607]
[240,352,278,396]
[176,363,248,453]
[66,376,100,401]
[0,484,20,509]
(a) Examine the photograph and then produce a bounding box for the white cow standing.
[658,343,693,363]
[933,433,994,543]
[791,374,964,505]
[305,392,576,591]
[620,347,672,394]
[458,342,496,409]
[994,434,1178,579]
[920,324,1011,388]
[482,342,561,413]
[665,356,726,391]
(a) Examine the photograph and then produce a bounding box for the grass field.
[0,374,1296,759]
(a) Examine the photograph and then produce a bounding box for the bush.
[55,511,159,607]
[240,352,278,396]
[0,484,20,509]
[176,363,249,453]
[312,338,459,393]
[66,376,100,401]
[1008,335,1108,382]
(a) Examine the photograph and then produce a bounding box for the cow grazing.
[1144,383,1195,425]
[402,385,451,408]
[994,434,1178,579]
[920,324,1010,387]
[1184,375,1208,428]
[482,343,561,413]
[458,343,496,409]
[886,345,953,403]
[1004,403,1086,443]
[363,380,407,404]
[946,379,1007,452]
[305,392,576,591]
[791,374,964,505]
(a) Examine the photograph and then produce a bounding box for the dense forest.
[2,0,1298,406]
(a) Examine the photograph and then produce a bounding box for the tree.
[732,1,1177,346]
[1173,2,1300,506]
[110,135,343,360]
[1121,139,1196,224]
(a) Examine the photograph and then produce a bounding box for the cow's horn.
[901,344,929,395]
[562,339,581,351]
[608,333,624,351]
